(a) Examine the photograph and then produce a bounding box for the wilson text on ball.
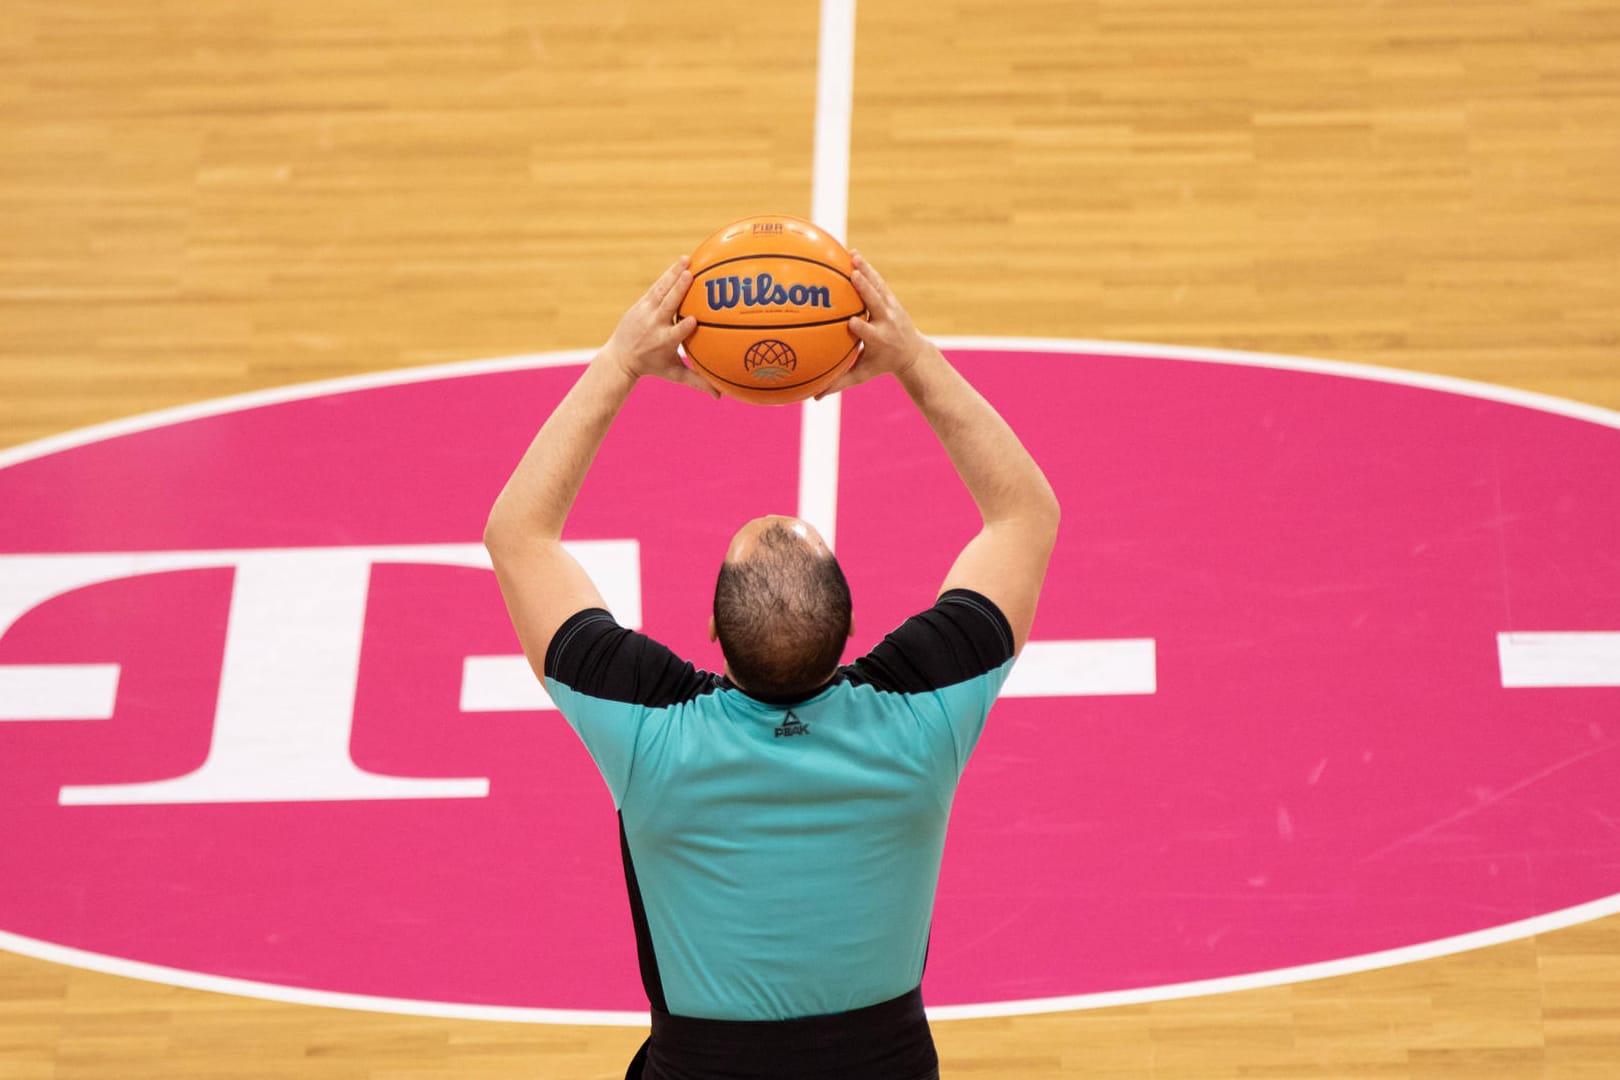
[704,273,833,311]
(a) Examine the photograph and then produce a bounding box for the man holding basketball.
[486,252,1058,1080]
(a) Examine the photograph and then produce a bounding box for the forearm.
[485,354,637,544]
[896,343,1059,529]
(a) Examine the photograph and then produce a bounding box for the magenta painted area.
[837,351,1620,1003]
[2,347,1618,1012]
[0,368,773,1010]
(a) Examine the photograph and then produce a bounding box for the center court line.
[495,5,853,735]
[796,0,857,546]
[790,4,1158,700]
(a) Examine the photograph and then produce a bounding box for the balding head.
[713,516,851,699]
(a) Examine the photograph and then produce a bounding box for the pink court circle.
[0,341,1617,1022]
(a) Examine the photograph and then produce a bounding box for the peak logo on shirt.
[773,711,810,739]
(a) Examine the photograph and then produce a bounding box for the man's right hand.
[601,256,716,399]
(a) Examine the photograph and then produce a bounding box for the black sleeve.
[543,609,719,708]
[845,589,1015,693]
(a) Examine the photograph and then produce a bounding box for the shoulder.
[544,608,721,708]
[844,589,1015,695]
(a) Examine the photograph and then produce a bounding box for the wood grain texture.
[2,0,1617,1076]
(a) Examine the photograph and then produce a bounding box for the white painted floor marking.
[462,656,556,712]
[458,639,1157,711]
[1005,639,1157,697]
[0,664,121,721]
[1499,632,1620,688]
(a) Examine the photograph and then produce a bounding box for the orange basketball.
[678,214,865,405]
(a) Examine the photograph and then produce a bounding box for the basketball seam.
[688,252,855,285]
[693,312,865,332]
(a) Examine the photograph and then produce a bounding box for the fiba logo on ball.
[743,339,798,382]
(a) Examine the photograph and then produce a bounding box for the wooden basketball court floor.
[2,0,1617,1076]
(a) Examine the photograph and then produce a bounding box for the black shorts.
[626,987,939,1080]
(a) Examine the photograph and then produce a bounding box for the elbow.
[483,503,518,555]
[1040,504,1062,555]
[1033,479,1061,541]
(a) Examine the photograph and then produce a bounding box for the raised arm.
[823,253,1059,653]
[484,257,716,675]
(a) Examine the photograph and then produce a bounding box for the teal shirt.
[543,589,1015,1021]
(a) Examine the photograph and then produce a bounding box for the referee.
[485,252,1059,1080]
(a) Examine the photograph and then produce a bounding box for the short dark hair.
[713,523,852,699]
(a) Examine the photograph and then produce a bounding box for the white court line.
[7,343,1618,481]
[925,890,1620,1020]
[796,398,843,547]
[0,928,644,1027]
[934,336,1620,434]
[810,0,855,245]
[796,0,857,547]
[4,892,1619,1025]
[1499,632,1620,687]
